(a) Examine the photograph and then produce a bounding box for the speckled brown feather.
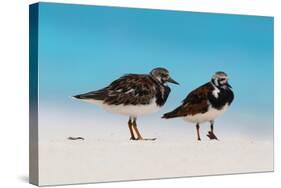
[75,74,169,106]
[104,74,158,105]
[162,83,212,118]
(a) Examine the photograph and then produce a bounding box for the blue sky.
[37,3,273,136]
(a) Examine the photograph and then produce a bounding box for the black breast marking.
[155,85,171,107]
[208,87,234,110]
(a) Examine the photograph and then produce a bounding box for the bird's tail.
[73,94,83,99]
[162,106,183,119]
[162,111,177,119]
[72,88,107,101]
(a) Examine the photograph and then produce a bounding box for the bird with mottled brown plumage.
[74,67,179,141]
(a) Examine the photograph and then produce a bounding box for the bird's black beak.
[167,77,179,85]
[226,82,232,88]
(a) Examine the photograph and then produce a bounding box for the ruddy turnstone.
[73,67,179,141]
[162,71,234,141]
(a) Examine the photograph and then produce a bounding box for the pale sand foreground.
[38,131,273,186]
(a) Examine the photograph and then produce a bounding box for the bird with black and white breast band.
[162,71,234,141]
[73,67,179,141]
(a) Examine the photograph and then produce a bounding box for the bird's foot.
[207,131,219,140]
[132,137,157,141]
[141,138,157,141]
[130,137,137,140]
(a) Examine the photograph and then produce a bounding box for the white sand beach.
[38,111,274,186]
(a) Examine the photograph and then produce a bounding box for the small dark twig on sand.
[67,137,85,140]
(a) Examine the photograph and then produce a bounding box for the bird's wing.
[163,83,212,118]
[102,74,158,105]
[75,74,158,105]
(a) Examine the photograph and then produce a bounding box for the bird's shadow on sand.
[18,175,29,183]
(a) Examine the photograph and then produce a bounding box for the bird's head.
[150,67,179,85]
[211,71,232,89]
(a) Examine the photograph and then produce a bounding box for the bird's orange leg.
[131,118,156,141]
[128,118,136,140]
[132,118,143,140]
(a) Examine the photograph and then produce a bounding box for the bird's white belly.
[82,98,161,117]
[184,104,229,123]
